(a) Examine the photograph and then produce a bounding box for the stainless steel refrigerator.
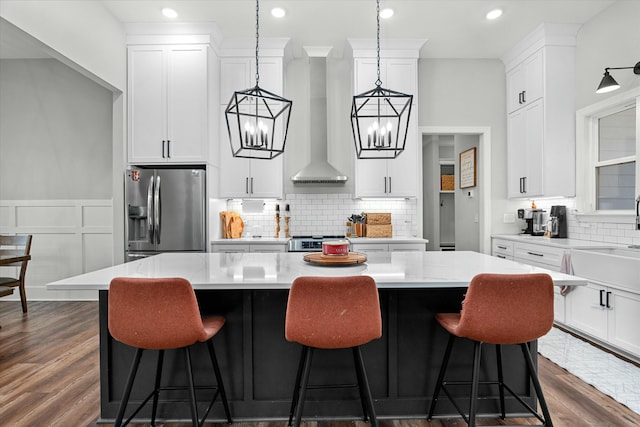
[125,166,206,262]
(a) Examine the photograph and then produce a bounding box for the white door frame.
[418,126,492,254]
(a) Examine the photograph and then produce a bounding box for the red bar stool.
[285,275,382,427]
[427,273,554,427]
[108,277,232,427]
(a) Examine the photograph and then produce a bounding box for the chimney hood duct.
[291,47,348,184]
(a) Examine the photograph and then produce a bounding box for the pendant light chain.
[376,0,382,87]
[255,0,260,86]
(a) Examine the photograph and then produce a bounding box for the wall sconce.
[596,61,640,94]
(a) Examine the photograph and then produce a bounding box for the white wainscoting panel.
[0,200,113,301]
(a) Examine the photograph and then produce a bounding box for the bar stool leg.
[353,346,378,427]
[495,344,506,419]
[291,346,314,427]
[183,346,199,427]
[288,346,309,426]
[468,341,483,427]
[115,348,144,427]
[352,347,370,422]
[206,340,232,423]
[427,334,455,419]
[150,350,165,426]
[521,343,554,426]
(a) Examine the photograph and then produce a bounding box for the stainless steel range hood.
[291,47,348,184]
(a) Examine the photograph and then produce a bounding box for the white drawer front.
[514,242,563,270]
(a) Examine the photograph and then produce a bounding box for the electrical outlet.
[503,213,516,223]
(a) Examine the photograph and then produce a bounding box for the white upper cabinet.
[217,40,288,199]
[349,39,424,199]
[506,50,543,114]
[128,44,208,164]
[502,23,580,199]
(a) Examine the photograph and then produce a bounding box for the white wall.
[0,59,113,199]
[454,134,480,251]
[575,0,640,110]
[417,59,527,237]
[0,0,126,91]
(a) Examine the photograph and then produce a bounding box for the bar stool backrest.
[456,273,554,345]
[108,277,211,350]
[285,275,381,349]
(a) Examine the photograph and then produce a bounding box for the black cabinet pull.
[599,289,605,307]
[162,140,166,158]
[522,90,526,103]
[166,140,171,158]
[606,291,612,309]
[526,251,543,257]
[497,245,507,250]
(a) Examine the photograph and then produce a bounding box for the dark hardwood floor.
[1,301,639,427]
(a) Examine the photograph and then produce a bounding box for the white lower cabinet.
[351,242,426,254]
[491,237,640,360]
[566,281,640,357]
[492,237,565,323]
[211,243,287,253]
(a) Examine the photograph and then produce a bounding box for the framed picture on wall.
[459,147,476,189]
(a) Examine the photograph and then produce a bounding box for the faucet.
[637,195,640,230]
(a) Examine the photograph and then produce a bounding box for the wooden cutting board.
[303,252,367,265]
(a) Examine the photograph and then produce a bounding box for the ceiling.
[0,1,616,60]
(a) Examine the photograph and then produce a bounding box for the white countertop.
[47,251,584,291]
[210,237,428,245]
[492,234,623,250]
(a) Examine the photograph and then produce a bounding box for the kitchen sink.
[578,246,640,259]
[571,247,640,291]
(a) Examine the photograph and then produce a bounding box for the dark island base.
[98,288,538,423]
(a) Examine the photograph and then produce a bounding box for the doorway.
[418,127,491,253]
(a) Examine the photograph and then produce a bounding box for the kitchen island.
[48,251,584,424]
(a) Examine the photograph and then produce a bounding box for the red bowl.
[322,240,350,256]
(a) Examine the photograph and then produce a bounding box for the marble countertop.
[210,237,428,244]
[492,234,623,250]
[47,251,584,291]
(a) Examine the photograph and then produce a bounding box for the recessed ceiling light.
[271,7,286,18]
[380,8,394,19]
[486,9,503,20]
[162,8,178,19]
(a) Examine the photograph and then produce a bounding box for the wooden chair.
[108,277,232,427]
[0,235,33,313]
[427,273,554,427]
[285,275,382,427]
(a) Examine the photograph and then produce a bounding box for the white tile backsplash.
[227,194,417,238]
[531,197,640,246]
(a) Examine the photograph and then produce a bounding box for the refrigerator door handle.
[147,176,155,243]
[155,175,161,244]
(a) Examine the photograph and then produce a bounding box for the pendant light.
[595,61,640,94]
[225,0,292,159]
[351,0,413,159]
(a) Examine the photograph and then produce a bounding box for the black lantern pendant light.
[351,0,413,159]
[225,0,292,159]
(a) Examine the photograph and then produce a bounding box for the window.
[576,87,640,216]
[596,107,636,210]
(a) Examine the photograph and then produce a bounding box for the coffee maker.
[549,205,567,238]
[518,208,546,235]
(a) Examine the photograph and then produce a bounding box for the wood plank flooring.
[1,301,639,427]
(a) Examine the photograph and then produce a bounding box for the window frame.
[576,86,640,222]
